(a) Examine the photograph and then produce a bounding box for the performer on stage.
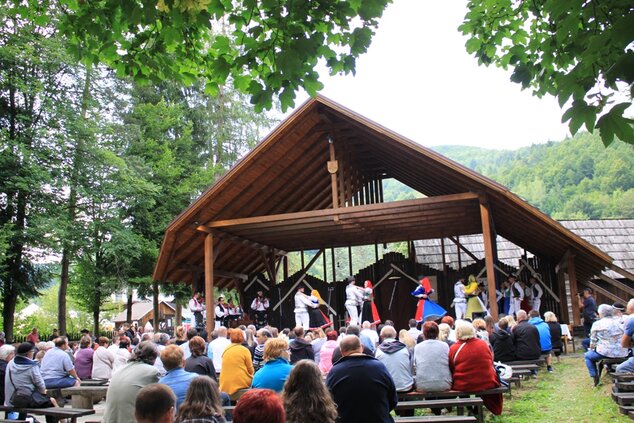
[411,276,447,322]
[508,274,523,316]
[294,287,313,330]
[452,276,467,320]
[529,276,543,313]
[189,292,205,328]
[520,281,532,312]
[344,276,363,326]
[308,289,332,329]
[361,280,381,325]
[500,280,511,315]
[250,290,269,329]
[464,274,486,320]
[227,300,242,328]
[214,296,229,329]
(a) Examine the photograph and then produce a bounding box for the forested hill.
[431,132,633,219]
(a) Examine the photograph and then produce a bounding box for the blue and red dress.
[412,277,447,322]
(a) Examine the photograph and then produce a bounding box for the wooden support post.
[567,255,581,326]
[328,137,339,208]
[480,200,499,320]
[152,281,160,332]
[323,249,328,283]
[204,233,215,337]
[557,270,570,324]
[441,238,447,269]
[457,235,462,269]
[283,255,288,281]
[301,250,305,269]
[375,243,379,263]
[348,246,353,276]
[331,248,336,283]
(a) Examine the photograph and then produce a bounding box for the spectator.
[48,329,59,342]
[579,287,598,339]
[244,328,257,356]
[318,330,339,375]
[253,328,272,371]
[584,304,628,386]
[92,336,115,380]
[398,329,416,351]
[617,303,634,374]
[113,336,132,373]
[208,326,231,376]
[310,328,327,365]
[135,383,176,423]
[251,338,293,392]
[103,341,160,423]
[490,318,515,363]
[326,335,397,423]
[528,310,553,372]
[407,318,421,340]
[360,321,379,347]
[233,389,285,423]
[441,316,456,342]
[282,360,337,423]
[74,336,94,379]
[449,321,503,415]
[40,337,80,388]
[219,329,254,396]
[154,332,171,375]
[176,376,226,423]
[107,335,120,355]
[26,327,39,344]
[174,326,187,346]
[438,323,455,347]
[185,336,216,380]
[160,345,198,410]
[512,310,541,361]
[414,322,452,392]
[4,343,58,422]
[375,325,414,393]
[331,325,374,363]
[0,344,16,404]
[544,312,563,363]
[472,318,490,345]
[289,327,314,364]
[180,328,199,360]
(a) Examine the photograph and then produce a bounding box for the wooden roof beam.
[177,263,248,281]
[196,227,287,256]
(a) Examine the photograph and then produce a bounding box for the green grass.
[486,355,630,422]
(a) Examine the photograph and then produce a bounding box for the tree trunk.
[126,288,133,323]
[58,251,69,336]
[2,292,18,343]
[93,290,101,336]
[153,281,160,332]
[175,303,182,327]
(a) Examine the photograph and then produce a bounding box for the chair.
[561,324,575,353]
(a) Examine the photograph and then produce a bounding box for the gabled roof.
[112,301,175,323]
[153,95,612,288]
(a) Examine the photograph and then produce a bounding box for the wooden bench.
[393,417,477,422]
[61,385,108,409]
[611,392,634,406]
[398,386,509,401]
[598,357,628,380]
[395,398,483,422]
[614,373,634,382]
[504,358,545,367]
[616,382,634,392]
[0,405,95,423]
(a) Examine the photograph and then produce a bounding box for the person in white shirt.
[250,290,270,329]
[529,276,544,313]
[344,276,363,326]
[452,277,467,320]
[407,319,421,340]
[208,326,231,376]
[508,275,523,317]
[294,287,314,330]
[189,292,205,329]
[92,336,115,380]
[360,321,379,347]
[214,297,229,329]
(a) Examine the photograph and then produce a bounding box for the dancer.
[309,289,332,329]
[529,276,543,313]
[508,275,523,317]
[344,276,363,326]
[188,292,205,329]
[250,290,270,329]
[452,277,467,320]
[464,275,486,320]
[361,280,381,325]
[411,276,447,323]
[294,287,313,330]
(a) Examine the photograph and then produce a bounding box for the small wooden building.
[112,301,176,330]
[152,96,633,334]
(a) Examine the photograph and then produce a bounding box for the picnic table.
[0,405,94,423]
[61,385,108,409]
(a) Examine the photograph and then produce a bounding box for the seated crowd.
[5,295,634,423]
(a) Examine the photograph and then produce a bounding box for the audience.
[398,329,416,351]
[135,383,176,423]
[251,338,293,392]
[180,328,199,360]
[74,336,94,379]
[326,335,397,423]
[289,327,314,364]
[331,325,374,363]
[407,318,421,340]
[176,376,226,423]
[544,312,563,363]
[584,304,628,386]
[160,345,198,410]
[318,330,339,375]
[113,336,132,373]
[253,328,272,371]
[437,323,454,347]
[282,360,337,423]
[92,336,115,379]
[360,321,379,347]
[375,325,414,393]
[449,321,503,415]
[103,341,160,423]
[490,318,515,363]
[185,336,216,380]
[512,310,541,361]
[414,321,452,392]
[528,310,553,372]
[219,329,254,397]
[232,389,285,423]
[40,337,81,388]
[208,327,231,376]
[311,328,327,364]
[0,344,15,404]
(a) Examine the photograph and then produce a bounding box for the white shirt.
[453,282,466,301]
[360,328,379,346]
[179,340,191,360]
[408,327,422,340]
[189,297,204,312]
[251,297,269,311]
[345,284,363,305]
[215,304,228,318]
[294,293,313,313]
[512,282,524,299]
[209,337,231,372]
[112,348,131,374]
[530,282,543,299]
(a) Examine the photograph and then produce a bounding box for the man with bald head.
[326,335,397,423]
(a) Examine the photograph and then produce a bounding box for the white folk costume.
[189,296,205,327]
[345,280,363,326]
[214,301,228,329]
[294,290,313,329]
[530,280,544,313]
[509,280,524,317]
[453,280,467,319]
[250,295,270,329]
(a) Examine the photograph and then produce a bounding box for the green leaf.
[597,104,634,146]
[465,38,482,54]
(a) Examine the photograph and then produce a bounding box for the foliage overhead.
[4,0,391,112]
[460,0,634,146]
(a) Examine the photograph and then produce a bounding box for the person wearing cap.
[344,276,363,326]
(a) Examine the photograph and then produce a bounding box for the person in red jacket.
[449,320,503,415]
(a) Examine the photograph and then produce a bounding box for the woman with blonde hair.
[219,329,254,397]
[311,328,327,365]
[282,360,337,423]
[251,338,293,392]
[176,376,226,423]
[544,311,563,363]
[438,323,455,347]
[398,329,416,351]
[174,326,187,346]
[503,315,517,331]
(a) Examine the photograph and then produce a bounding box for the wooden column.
[480,200,499,320]
[328,137,339,208]
[152,281,160,332]
[557,270,570,324]
[567,254,581,326]
[204,233,216,337]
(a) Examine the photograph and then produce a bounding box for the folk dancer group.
[293,287,332,330]
[344,276,382,326]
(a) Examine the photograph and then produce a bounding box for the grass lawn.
[486,354,629,422]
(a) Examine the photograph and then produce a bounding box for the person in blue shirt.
[251,338,293,393]
[159,345,197,411]
[528,310,553,372]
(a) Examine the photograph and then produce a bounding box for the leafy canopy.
[460,0,634,146]
[5,0,391,112]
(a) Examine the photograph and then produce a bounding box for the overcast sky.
[291,0,571,150]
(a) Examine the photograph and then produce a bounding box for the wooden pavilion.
[153,95,630,335]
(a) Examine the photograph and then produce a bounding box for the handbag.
[8,370,51,408]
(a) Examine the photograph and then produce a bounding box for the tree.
[460,0,634,146]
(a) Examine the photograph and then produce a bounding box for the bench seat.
[394,417,478,422]
[0,405,94,423]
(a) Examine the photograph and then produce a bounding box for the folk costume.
[214,299,228,329]
[361,280,381,325]
[308,289,332,330]
[294,288,313,330]
[411,277,447,323]
[453,279,467,320]
[189,294,205,328]
[250,292,269,329]
[509,278,524,317]
[345,277,363,326]
[464,275,486,320]
[529,279,544,313]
